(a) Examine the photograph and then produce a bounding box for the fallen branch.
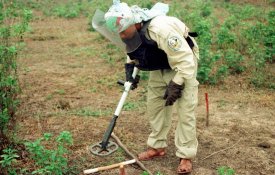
[111,133,153,175]
[201,138,242,161]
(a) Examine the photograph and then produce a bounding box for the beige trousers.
[146,69,199,159]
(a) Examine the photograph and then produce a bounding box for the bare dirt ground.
[16,13,275,175]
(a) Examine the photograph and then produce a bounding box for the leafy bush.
[264,10,275,63]
[0,0,32,140]
[25,131,73,175]
[216,26,236,48]
[224,49,245,74]
[53,2,82,18]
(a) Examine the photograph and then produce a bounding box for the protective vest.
[127,20,171,71]
[127,20,197,71]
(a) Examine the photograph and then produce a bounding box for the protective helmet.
[104,2,135,33]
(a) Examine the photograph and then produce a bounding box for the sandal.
[137,148,166,161]
[177,159,192,174]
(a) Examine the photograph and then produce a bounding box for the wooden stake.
[119,165,126,175]
[205,93,209,127]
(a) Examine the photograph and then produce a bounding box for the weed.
[0,148,19,173]
[55,89,66,95]
[25,131,73,175]
[123,102,137,111]
[217,166,235,175]
[45,94,53,100]
[89,87,97,93]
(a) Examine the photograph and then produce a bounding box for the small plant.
[25,131,73,175]
[141,171,163,175]
[0,148,19,174]
[123,102,137,111]
[217,166,235,175]
[55,89,66,95]
[141,171,149,175]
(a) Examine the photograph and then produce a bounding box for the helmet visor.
[92,9,141,53]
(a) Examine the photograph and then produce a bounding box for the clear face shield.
[92,9,141,53]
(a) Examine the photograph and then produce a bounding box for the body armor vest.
[126,20,197,71]
[127,20,171,71]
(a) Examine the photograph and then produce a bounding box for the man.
[103,1,199,174]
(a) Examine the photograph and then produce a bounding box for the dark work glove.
[163,80,184,106]
[125,63,140,90]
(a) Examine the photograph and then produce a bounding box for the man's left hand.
[163,80,184,106]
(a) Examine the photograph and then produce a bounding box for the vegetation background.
[0,0,274,175]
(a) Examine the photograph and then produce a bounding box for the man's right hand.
[125,63,140,90]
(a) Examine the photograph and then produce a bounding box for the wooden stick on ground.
[111,133,154,175]
[201,138,242,161]
[83,159,136,174]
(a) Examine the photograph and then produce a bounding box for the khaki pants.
[146,69,199,159]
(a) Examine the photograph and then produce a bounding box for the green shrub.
[0,1,32,137]
[53,3,82,18]
[25,131,73,175]
[216,26,236,48]
[224,49,245,74]
[0,148,19,174]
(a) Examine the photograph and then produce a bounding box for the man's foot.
[177,159,192,174]
[137,148,165,161]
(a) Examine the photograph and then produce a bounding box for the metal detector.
[90,68,139,156]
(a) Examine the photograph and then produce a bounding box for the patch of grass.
[123,102,138,111]
[55,89,66,95]
[217,100,228,108]
[70,107,111,117]
[70,47,96,57]
[96,76,117,88]
[89,87,97,93]
[45,89,66,100]
[113,147,125,162]
[75,76,89,86]
[45,94,53,100]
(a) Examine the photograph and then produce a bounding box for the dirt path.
[17,15,275,175]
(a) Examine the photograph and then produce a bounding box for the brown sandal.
[137,148,166,161]
[177,159,192,174]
